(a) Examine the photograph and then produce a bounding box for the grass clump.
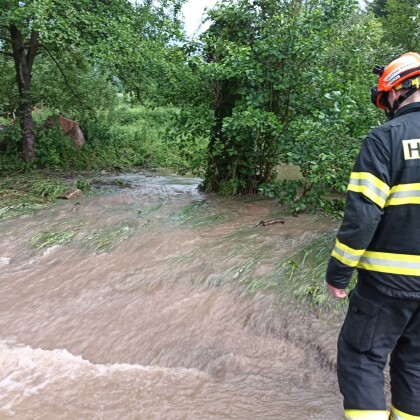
[0,174,70,219]
[83,223,134,253]
[30,230,77,250]
[169,200,207,226]
[279,231,356,310]
[0,173,95,220]
[29,221,88,250]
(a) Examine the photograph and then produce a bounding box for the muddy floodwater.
[0,172,345,419]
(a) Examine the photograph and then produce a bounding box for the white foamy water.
[0,257,10,266]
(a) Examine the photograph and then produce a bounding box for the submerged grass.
[83,223,135,253]
[169,200,207,226]
[30,221,88,250]
[190,212,228,227]
[0,202,44,219]
[30,230,77,250]
[223,229,355,313]
[0,173,93,220]
[138,197,168,217]
[255,231,355,311]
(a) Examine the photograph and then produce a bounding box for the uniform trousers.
[337,280,420,415]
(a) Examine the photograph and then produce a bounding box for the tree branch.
[39,44,80,99]
[26,31,39,72]
[39,44,94,111]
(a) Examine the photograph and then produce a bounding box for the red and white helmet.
[371,52,420,112]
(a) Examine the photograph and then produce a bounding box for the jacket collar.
[395,102,420,117]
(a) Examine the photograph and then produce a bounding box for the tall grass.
[0,102,200,174]
[0,174,79,219]
[279,232,356,311]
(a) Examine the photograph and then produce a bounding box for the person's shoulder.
[375,103,420,133]
[362,120,395,150]
[365,121,393,140]
[371,115,408,136]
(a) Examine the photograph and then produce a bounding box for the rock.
[59,188,82,200]
[43,115,86,148]
[59,116,85,148]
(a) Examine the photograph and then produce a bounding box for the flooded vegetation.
[0,173,345,419]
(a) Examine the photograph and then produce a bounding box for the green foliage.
[258,179,345,218]
[31,53,119,120]
[366,0,388,17]
[181,0,389,214]
[1,0,417,218]
[166,104,212,177]
[0,103,187,173]
[380,0,420,51]
[258,179,301,202]
[193,0,367,199]
[0,0,186,162]
[0,124,23,171]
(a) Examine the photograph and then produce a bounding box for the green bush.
[0,125,23,172]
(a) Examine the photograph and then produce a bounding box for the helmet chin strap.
[387,87,418,120]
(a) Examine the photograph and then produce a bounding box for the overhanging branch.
[39,44,94,112]
[39,44,81,100]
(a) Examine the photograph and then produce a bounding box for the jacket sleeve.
[326,129,391,289]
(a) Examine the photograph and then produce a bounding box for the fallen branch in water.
[255,218,285,227]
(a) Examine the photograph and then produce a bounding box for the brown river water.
[0,172,346,419]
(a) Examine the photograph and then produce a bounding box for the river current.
[0,172,344,419]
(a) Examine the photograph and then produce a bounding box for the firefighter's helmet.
[371,52,420,112]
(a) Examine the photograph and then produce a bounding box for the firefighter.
[326,52,420,420]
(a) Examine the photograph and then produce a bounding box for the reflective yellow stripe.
[347,172,390,208]
[358,251,420,276]
[331,239,365,267]
[345,409,389,419]
[391,405,420,419]
[386,183,420,206]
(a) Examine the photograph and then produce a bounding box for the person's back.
[326,52,420,420]
[356,101,420,299]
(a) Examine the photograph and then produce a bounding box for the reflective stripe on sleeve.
[331,239,365,267]
[391,405,420,419]
[345,409,389,419]
[386,183,420,206]
[358,251,420,276]
[347,172,390,208]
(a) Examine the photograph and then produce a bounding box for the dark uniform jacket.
[327,102,420,299]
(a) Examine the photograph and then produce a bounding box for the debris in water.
[255,218,285,227]
[59,188,82,200]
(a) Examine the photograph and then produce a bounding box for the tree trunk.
[9,25,38,163]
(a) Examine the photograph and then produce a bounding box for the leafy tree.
[366,0,420,51]
[102,0,188,105]
[381,0,420,51]
[366,0,389,17]
[0,0,185,163]
[196,0,360,196]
